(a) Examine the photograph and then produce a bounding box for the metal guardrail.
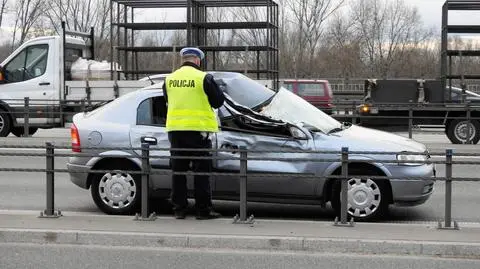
[0,143,478,230]
[3,97,480,146]
[329,82,480,94]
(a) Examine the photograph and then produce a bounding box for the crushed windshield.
[211,72,275,109]
[259,87,343,134]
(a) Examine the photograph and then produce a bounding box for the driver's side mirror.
[289,126,308,140]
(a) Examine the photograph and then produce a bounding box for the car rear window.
[297,83,325,97]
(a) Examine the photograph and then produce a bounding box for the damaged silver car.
[67,72,435,221]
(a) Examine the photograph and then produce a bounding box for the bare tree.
[43,0,111,37]
[324,11,364,78]
[11,0,43,48]
[349,0,431,78]
[285,0,345,78]
[0,0,8,27]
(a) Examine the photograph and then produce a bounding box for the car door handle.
[39,82,50,86]
[141,136,158,146]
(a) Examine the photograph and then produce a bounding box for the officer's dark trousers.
[168,131,213,213]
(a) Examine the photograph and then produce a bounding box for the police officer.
[163,47,225,220]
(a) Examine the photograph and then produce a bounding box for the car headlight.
[396,154,428,166]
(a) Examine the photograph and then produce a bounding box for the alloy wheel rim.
[0,115,4,132]
[342,177,381,218]
[98,172,137,209]
[454,121,476,143]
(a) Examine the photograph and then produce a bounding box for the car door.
[1,39,56,125]
[129,94,171,192]
[128,94,216,194]
[213,124,318,200]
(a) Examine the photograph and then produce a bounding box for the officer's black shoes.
[174,209,187,219]
[195,210,221,220]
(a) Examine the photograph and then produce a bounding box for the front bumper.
[387,163,436,206]
[67,162,91,189]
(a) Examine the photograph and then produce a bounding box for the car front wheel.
[331,177,389,221]
[91,169,141,215]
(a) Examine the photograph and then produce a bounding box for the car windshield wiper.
[327,122,352,134]
[327,127,344,134]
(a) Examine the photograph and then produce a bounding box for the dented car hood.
[258,87,426,153]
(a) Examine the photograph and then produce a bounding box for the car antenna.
[147,75,155,85]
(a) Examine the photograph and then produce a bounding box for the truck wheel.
[11,127,38,137]
[446,119,480,144]
[0,110,12,137]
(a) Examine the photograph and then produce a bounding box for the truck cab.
[0,35,88,136]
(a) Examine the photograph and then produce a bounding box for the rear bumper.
[67,163,91,189]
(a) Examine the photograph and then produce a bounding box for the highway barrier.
[0,143,478,230]
[2,97,480,145]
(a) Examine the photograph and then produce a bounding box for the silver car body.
[67,72,435,217]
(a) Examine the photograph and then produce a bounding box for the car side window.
[136,96,167,126]
[4,44,48,83]
[297,83,325,97]
[283,83,294,92]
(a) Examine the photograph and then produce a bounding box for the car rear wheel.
[91,167,141,215]
[331,176,389,221]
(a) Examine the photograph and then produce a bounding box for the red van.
[281,79,335,114]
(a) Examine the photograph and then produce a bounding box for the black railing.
[0,142,478,230]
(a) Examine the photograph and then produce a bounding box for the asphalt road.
[1,242,480,269]
[0,129,479,223]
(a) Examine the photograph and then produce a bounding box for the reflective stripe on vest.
[165,66,219,132]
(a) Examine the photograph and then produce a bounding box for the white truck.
[0,23,273,137]
[0,23,153,137]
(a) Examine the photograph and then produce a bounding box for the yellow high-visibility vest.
[165,66,219,132]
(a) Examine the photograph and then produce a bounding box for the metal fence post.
[39,142,61,218]
[23,97,30,137]
[352,101,357,125]
[81,99,86,112]
[233,146,254,224]
[466,101,471,144]
[408,100,413,139]
[438,149,458,230]
[334,147,354,227]
[135,143,156,221]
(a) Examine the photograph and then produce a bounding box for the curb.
[1,228,480,258]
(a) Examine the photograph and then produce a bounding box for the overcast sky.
[405,0,480,29]
[1,0,480,40]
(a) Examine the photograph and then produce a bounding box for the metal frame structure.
[441,0,480,101]
[110,0,279,89]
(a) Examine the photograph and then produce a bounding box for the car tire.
[446,119,480,144]
[331,176,389,222]
[11,127,38,137]
[90,164,141,215]
[0,110,12,137]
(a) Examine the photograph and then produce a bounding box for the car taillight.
[71,124,81,152]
